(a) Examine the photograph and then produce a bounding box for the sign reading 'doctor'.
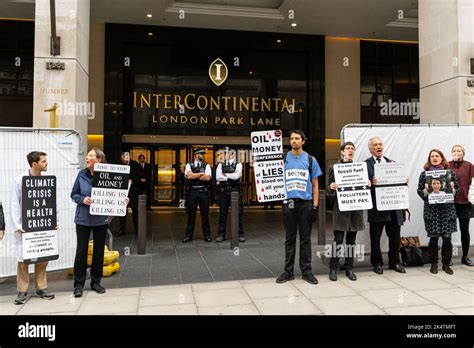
[21,175,59,265]
[334,162,372,211]
[375,162,410,211]
[90,163,130,216]
[251,130,286,202]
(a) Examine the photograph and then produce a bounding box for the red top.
[449,160,474,204]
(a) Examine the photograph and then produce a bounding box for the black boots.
[429,243,438,274]
[441,244,453,275]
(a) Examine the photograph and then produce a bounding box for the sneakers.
[36,289,55,300]
[91,284,106,294]
[238,235,246,242]
[14,292,28,305]
[275,272,294,284]
[216,235,226,242]
[302,273,319,285]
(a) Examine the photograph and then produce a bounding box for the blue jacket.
[71,169,109,227]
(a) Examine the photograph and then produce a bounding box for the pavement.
[0,209,473,315]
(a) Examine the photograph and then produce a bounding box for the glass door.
[153,147,177,205]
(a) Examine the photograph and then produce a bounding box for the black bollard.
[138,195,147,255]
[230,191,239,250]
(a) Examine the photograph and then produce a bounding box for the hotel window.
[360,41,420,124]
[0,20,34,127]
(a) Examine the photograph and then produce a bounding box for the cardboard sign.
[374,162,410,210]
[21,175,58,264]
[251,130,286,202]
[334,162,372,211]
[425,170,455,204]
[90,163,130,216]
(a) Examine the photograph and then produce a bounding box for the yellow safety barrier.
[67,241,120,277]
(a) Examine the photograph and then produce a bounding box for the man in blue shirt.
[276,130,323,285]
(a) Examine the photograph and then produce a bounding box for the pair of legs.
[369,220,402,268]
[15,261,54,304]
[428,236,453,274]
[119,207,138,235]
[459,218,472,263]
[279,200,315,283]
[185,189,211,240]
[74,224,108,290]
[330,230,357,270]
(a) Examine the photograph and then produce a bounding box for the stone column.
[419,0,474,124]
[32,0,90,153]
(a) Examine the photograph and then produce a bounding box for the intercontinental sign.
[132,58,303,127]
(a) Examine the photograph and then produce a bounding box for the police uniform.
[216,150,245,242]
[183,149,212,242]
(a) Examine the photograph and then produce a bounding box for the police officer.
[276,129,323,285]
[183,148,212,242]
[216,147,245,242]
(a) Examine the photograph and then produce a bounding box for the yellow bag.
[103,262,120,277]
[87,250,119,266]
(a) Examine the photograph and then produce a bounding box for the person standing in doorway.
[216,147,245,242]
[183,148,212,243]
[365,136,406,274]
[11,151,57,305]
[276,130,322,285]
[118,151,140,236]
[137,154,152,211]
[449,145,474,266]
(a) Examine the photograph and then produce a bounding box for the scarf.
[429,164,444,171]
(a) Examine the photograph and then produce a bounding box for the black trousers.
[282,200,313,276]
[330,230,357,270]
[459,218,471,258]
[74,224,108,288]
[186,188,211,239]
[217,189,244,237]
[119,208,138,234]
[369,220,401,267]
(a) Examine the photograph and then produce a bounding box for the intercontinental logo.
[209,58,228,86]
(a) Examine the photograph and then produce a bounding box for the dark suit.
[365,156,404,268]
[119,159,140,234]
[137,162,152,209]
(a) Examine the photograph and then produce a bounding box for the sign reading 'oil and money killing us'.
[251,130,286,202]
[21,175,59,265]
[90,163,130,216]
[334,162,372,211]
[375,162,410,211]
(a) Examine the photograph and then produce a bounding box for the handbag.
[400,236,421,248]
[400,245,424,267]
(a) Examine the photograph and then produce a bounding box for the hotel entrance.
[128,144,257,207]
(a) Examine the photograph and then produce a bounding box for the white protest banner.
[251,130,286,202]
[374,162,410,210]
[90,163,130,216]
[334,162,372,211]
[425,170,455,204]
[21,175,59,264]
